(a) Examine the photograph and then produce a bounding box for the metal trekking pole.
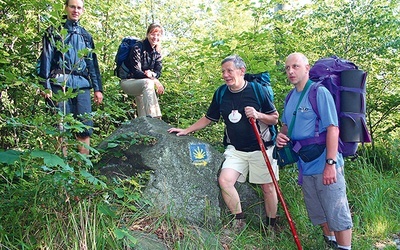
[249,118,302,250]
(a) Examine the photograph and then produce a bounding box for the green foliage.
[0,147,150,248]
[359,136,400,173]
[0,0,399,248]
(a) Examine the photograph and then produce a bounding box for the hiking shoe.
[323,235,338,249]
[262,225,277,239]
[232,219,246,233]
[263,216,283,235]
[271,223,284,234]
[222,219,246,236]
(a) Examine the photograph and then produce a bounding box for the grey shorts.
[302,168,353,231]
[222,145,279,184]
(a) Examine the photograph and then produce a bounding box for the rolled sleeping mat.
[340,69,366,113]
[340,115,366,142]
[339,69,368,142]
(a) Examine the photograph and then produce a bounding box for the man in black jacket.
[38,0,103,155]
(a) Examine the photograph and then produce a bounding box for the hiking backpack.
[114,36,142,78]
[216,71,277,143]
[285,55,371,157]
[244,71,274,102]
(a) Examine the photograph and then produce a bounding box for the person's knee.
[261,183,275,195]
[218,174,227,187]
[144,79,156,90]
[218,171,235,188]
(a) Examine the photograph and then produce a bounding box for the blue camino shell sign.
[189,143,209,166]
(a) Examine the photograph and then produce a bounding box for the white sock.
[325,235,336,241]
[337,245,351,250]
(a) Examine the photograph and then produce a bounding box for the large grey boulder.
[97,117,224,225]
[97,117,267,227]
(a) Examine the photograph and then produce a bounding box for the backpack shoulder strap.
[216,84,228,106]
[284,88,295,107]
[289,83,327,149]
[250,81,278,142]
[249,81,266,111]
[79,28,94,49]
[135,40,144,56]
[308,83,320,119]
[250,82,263,106]
[307,83,321,138]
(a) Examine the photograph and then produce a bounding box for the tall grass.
[0,173,141,249]
[347,160,400,241]
[1,143,399,249]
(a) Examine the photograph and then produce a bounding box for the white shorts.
[222,145,279,184]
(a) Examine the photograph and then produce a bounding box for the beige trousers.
[120,78,162,118]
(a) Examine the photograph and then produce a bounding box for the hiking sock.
[235,212,245,220]
[266,217,277,227]
[337,245,351,250]
[324,235,336,242]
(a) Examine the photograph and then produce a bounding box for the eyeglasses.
[68,5,83,11]
[149,32,162,38]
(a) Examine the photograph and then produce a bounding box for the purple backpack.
[286,56,371,158]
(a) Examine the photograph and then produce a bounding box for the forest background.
[0,0,399,249]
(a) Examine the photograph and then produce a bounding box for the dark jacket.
[38,19,103,92]
[122,38,162,79]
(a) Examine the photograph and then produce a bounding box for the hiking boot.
[262,225,276,239]
[323,235,338,249]
[222,219,247,236]
[232,219,246,233]
[263,216,283,235]
[271,223,284,234]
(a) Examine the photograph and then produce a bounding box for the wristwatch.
[326,159,337,165]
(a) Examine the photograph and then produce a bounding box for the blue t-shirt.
[206,81,276,152]
[282,81,344,175]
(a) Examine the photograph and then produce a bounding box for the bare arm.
[325,125,339,161]
[244,106,278,125]
[323,125,340,185]
[168,116,212,136]
[257,110,279,126]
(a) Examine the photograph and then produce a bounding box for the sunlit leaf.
[0,150,21,164]
[30,150,66,167]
